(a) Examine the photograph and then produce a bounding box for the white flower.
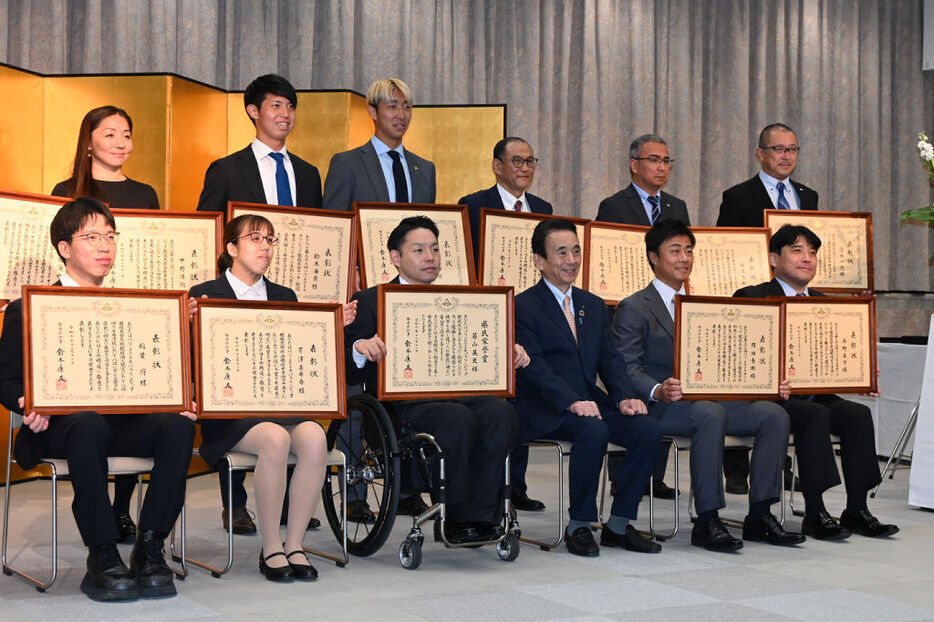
[922,144,934,162]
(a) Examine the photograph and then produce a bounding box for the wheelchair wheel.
[323,392,401,556]
[399,537,422,570]
[497,532,520,562]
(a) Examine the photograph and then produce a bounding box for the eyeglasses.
[71,231,120,245]
[501,156,539,169]
[238,231,279,246]
[760,145,800,154]
[632,156,675,167]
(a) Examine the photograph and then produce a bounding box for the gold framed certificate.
[355,202,476,287]
[107,209,222,290]
[193,299,347,419]
[687,227,772,296]
[674,296,784,400]
[784,296,877,394]
[0,190,70,300]
[229,203,356,303]
[764,210,873,292]
[23,286,191,415]
[583,222,653,305]
[478,209,587,292]
[377,284,514,400]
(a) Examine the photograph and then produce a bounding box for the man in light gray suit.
[323,78,436,211]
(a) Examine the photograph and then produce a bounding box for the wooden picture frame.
[377,284,515,400]
[582,221,652,305]
[0,190,70,300]
[687,227,772,297]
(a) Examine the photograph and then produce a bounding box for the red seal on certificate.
[381,270,390,281]
[55,379,67,391]
[498,277,506,286]
[223,385,234,397]
[404,365,413,379]
[788,365,796,377]
[694,370,703,381]
[600,280,607,291]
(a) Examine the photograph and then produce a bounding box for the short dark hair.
[644,218,695,271]
[49,198,116,263]
[387,216,439,252]
[758,122,796,148]
[629,133,667,159]
[768,224,821,255]
[531,218,578,258]
[493,137,529,161]
[244,74,298,124]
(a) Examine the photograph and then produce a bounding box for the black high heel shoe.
[259,550,294,582]
[285,550,318,581]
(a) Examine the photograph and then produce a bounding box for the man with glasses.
[596,133,690,226]
[716,122,817,227]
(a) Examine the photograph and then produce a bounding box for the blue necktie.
[776,181,791,210]
[268,152,293,206]
[648,195,660,224]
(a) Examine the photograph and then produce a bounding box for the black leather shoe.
[475,523,506,541]
[435,521,481,544]
[564,526,599,557]
[802,510,851,540]
[691,517,744,552]
[600,524,661,553]
[511,490,546,512]
[285,550,318,580]
[742,513,806,546]
[398,495,431,516]
[642,480,678,500]
[130,531,176,597]
[222,506,257,534]
[347,500,377,523]
[725,475,750,495]
[259,551,294,582]
[115,511,137,544]
[840,509,899,538]
[81,543,140,602]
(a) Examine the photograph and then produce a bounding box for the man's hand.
[22,411,49,433]
[619,398,648,415]
[354,336,387,363]
[653,378,682,403]
[340,300,358,327]
[569,400,601,418]
[180,400,198,421]
[187,295,207,320]
[513,344,530,369]
[779,379,791,401]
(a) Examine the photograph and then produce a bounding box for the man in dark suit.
[716,122,818,227]
[613,219,804,551]
[734,224,899,540]
[513,218,662,557]
[458,137,553,264]
[0,199,195,601]
[323,78,436,211]
[196,74,322,213]
[596,134,690,226]
[345,216,522,543]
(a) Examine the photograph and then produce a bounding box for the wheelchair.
[321,392,521,569]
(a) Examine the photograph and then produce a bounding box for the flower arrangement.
[900,132,934,262]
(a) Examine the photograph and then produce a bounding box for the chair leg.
[651,439,681,541]
[2,462,60,591]
[181,458,236,577]
[303,458,349,567]
[518,441,566,551]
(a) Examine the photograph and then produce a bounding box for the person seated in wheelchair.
[345,215,529,544]
[0,199,196,602]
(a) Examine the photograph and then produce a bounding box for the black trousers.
[44,411,194,546]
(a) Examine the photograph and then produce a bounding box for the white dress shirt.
[251,138,297,205]
[496,184,530,212]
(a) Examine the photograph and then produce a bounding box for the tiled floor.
[0,451,931,621]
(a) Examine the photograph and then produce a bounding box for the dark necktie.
[796,292,807,297]
[648,195,660,224]
[268,152,293,206]
[514,199,522,212]
[776,181,791,210]
[387,150,409,203]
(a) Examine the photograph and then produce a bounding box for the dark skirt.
[199,417,318,469]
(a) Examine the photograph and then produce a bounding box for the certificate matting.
[583,222,653,304]
[355,203,476,287]
[23,286,191,414]
[687,228,772,297]
[229,203,356,303]
[0,190,70,300]
[107,209,222,290]
[377,284,514,400]
[194,299,346,418]
[478,210,586,292]
[674,296,783,400]
[764,210,873,292]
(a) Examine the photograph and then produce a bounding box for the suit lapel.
[360,143,391,203]
[534,280,578,348]
[487,186,508,211]
[623,185,651,226]
[236,146,267,205]
[641,285,674,338]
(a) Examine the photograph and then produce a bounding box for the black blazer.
[717,175,818,227]
[343,276,401,393]
[733,278,825,298]
[458,185,553,263]
[195,145,322,213]
[188,274,298,302]
[596,183,691,226]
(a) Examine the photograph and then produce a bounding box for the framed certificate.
[687,227,772,296]
[764,210,873,292]
[193,299,346,418]
[674,296,784,400]
[583,222,653,305]
[355,203,476,287]
[23,286,191,414]
[784,296,877,394]
[478,209,587,292]
[0,190,70,300]
[229,203,356,303]
[107,209,222,290]
[377,284,514,400]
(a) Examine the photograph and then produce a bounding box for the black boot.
[130,530,176,597]
[80,543,140,602]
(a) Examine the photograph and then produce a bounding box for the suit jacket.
[196,145,322,213]
[458,185,553,264]
[717,175,818,227]
[596,183,691,226]
[322,141,436,211]
[733,278,825,299]
[514,279,636,438]
[188,274,298,302]
[343,276,401,392]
